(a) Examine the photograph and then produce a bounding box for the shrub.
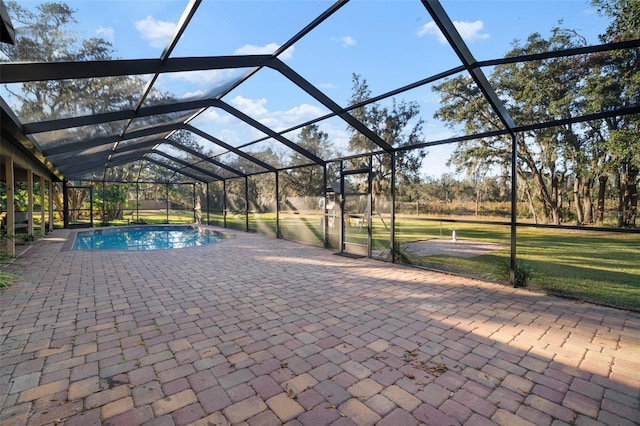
[0,271,20,288]
[494,260,533,287]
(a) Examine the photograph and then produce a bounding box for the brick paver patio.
[1,228,639,425]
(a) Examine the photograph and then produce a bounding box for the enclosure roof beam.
[393,105,640,153]
[269,59,394,154]
[40,122,273,175]
[513,105,640,133]
[421,0,516,132]
[0,55,275,84]
[60,151,144,175]
[476,39,640,68]
[42,122,179,156]
[23,98,216,134]
[52,151,111,168]
[213,99,326,166]
[151,150,225,181]
[42,127,251,179]
[144,157,208,183]
[50,138,163,167]
[51,131,245,179]
[26,98,325,169]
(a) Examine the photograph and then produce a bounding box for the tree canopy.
[433,2,639,227]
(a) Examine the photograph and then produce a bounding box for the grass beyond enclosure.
[394,217,640,310]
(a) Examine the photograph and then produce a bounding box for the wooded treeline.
[431,0,638,227]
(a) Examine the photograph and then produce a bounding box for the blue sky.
[11,0,611,177]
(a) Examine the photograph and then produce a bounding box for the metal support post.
[322,165,328,248]
[390,151,396,263]
[223,180,227,228]
[63,179,69,228]
[275,171,281,238]
[245,176,249,232]
[510,133,518,285]
[206,182,210,225]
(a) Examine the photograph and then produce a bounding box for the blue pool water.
[72,226,222,251]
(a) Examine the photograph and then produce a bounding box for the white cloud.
[417,20,489,44]
[96,26,114,41]
[331,35,356,48]
[229,95,326,132]
[193,108,265,144]
[230,95,269,117]
[168,69,241,85]
[197,108,225,124]
[134,16,176,49]
[190,97,341,147]
[234,42,295,60]
[317,82,336,90]
[279,104,327,127]
[181,89,207,99]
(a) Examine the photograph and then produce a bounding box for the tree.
[2,2,143,121]
[586,0,640,227]
[2,2,204,220]
[347,74,426,208]
[434,28,599,224]
[282,124,333,197]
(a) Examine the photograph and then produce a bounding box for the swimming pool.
[72,225,222,251]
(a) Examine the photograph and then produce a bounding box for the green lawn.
[394,216,640,310]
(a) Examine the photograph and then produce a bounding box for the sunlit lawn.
[394,216,640,310]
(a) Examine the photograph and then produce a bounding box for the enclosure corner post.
[245,176,249,232]
[48,180,54,232]
[510,133,518,286]
[101,178,106,225]
[63,179,69,229]
[4,154,15,256]
[193,183,196,223]
[339,161,344,254]
[322,165,328,249]
[89,184,94,227]
[275,171,281,239]
[166,183,170,224]
[367,155,373,258]
[390,151,396,263]
[206,182,210,225]
[39,175,46,236]
[223,180,227,229]
[26,170,34,235]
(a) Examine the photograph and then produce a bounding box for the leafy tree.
[96,183,128,221]
[585,0,640,227]
[434,1,639,228]
[2,2,208,221]
[2,2,143,121]
[347,74,426,209]
[435,23,640,223]
[434,27,612,225]
[282,124,334,197]
[498,28,591,225]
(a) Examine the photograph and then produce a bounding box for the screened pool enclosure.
[1,0,638,300]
